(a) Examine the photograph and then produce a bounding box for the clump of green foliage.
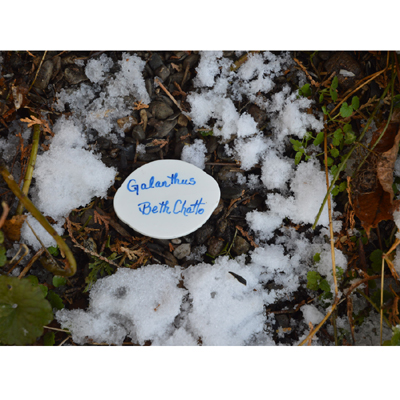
[84,252,118,292]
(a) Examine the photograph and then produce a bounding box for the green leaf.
[313,253,321,262]
[313,132,324,146]
[299,83,312,97]
[351,96,360,111]
[0,231,4,244]
[0,247,6,267]
[319,93,324,103]
[330,148,340,158]
[322,106,329,115]
[0,276,53,345]
[344,132,356,145]
[319,279,331,293]
[52,276,67,288]
[332,137,341,147]
[48,246,59,257]
[331,76,339,90]
[46,290,64,310]
[200,130,213,137]
[339,181,347,192]
[330,165,338,177]
[330,87,338,102]
[340,102,353,118]
[295,151,303,165]
[327,157,334,166]
[331,186,340,196]
[290,138,302,151]
[343,123,353,133]
[43,331,55,346]
[307,271,321,291]
[25,275,39,286]
[369,249,383,273]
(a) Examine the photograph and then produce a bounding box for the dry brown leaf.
[2,215,27,241]
[351,121,400,236]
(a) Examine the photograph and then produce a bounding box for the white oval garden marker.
[113,160,221,239]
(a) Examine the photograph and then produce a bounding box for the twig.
[28,51,47,92]
[18,248,45,279]
[16,115,41,215]
[293,57,320,87]
[0,160,76,276]
[0,201,9,229]
[7,244,29,274]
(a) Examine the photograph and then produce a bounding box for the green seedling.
[84,252,119,292]
[52,276,67,288]
[298,83,312,98]
[383,325,400,346]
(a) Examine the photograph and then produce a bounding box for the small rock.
[207,237,225,257]
[195,223,215,245]
[217,166,244,183]
[220,185,245,200]
[173,243,191,260]
[177,114,188,127]
[171,238,181,245]
[183,54,200,70]
[151,101,174,120]
[154,119,177,138]
[163,251,178,268]
[64,66,88,85]
[34,59,53,90]
[145,78,154,99]
[148,53,164,71]
[245,195,264,210]
[232,235,250,256]
[97,136,112,150]
[132,125,146,142]
[155,65,170,81]
[117,116,138,133]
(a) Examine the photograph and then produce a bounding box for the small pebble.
[171,238,181,245]
[173,243,191,260]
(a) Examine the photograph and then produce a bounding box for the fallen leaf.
[351,121,400,236]
[2,215,27,242]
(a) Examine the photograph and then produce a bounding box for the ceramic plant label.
[113,160,221,239]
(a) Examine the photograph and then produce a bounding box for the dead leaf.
[351,121,400,236]
[2,215,27,241]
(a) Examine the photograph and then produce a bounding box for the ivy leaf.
[344,132,356,145]
[313,132,324,146]
[0,276,53,345]
[327,157,334,166]
[319,279,331,293]
[351,96,360,111]
[340,102,353,118]
[343,123,353,133]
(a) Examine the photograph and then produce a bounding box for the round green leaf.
[52,276,67,288]
[351,96,360,110]
[340,102,353,118]
[0,276,53,345]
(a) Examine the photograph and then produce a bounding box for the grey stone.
[232,235,250,256]
[163,251,178,268]
[173,243,191,260]
[154,119,177,138]
[64,66,88,85]
[148,53,164,71]
[275,314,290,329]
[151,101,174,120]
[132,125,146,142]
[195,223,215,245]
[220,185,245,200]
[145,78,154,99]
[183,54,200,70]
[33,59,53,90]
[207,237,225,257]
[155,65,170,81]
